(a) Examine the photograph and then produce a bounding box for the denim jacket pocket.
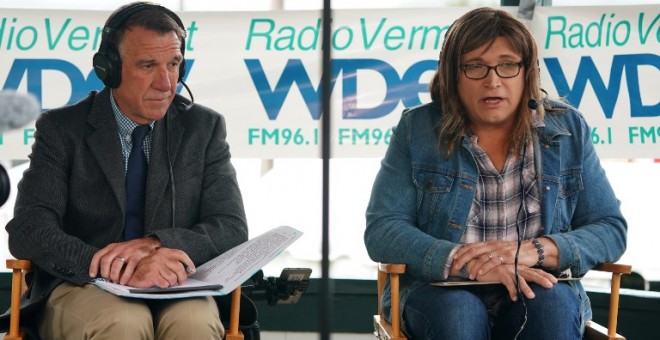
[555,169,584,232]
[413,168,453,227]
[558,169,583,199]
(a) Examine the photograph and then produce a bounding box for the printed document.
[92,225,303,299]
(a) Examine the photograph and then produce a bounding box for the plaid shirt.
[452,133,544,324]
[462,133,542,244]
[110,90,155,174]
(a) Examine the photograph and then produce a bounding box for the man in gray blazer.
[2,2,248,339]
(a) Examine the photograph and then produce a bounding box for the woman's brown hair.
[430,7,544,155]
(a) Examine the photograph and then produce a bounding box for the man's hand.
[125,247,196,288]
[89,237,161,284]
[476,264,558,301]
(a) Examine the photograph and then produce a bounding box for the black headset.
[93,2,187,88]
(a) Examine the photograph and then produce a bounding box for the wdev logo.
[246,54,659,120]
[1,59,196,108]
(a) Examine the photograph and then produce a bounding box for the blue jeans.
[402,282,581,340]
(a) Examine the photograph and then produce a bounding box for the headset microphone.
[180,80,195,111]
[527,98,540,110]
[527,88,548,111]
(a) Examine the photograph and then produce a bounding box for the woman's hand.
[452,239,550,279]
[476,265,558,301]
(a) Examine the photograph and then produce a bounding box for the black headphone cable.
[513,139,529,340]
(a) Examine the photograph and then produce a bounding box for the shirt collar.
[110,89,155,137]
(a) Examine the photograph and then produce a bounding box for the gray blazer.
[1,88,249,328]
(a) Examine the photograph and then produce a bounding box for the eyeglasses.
[460,62,523,80]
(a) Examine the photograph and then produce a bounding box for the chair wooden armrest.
[374,263,407,340]
[4,259,244,340]
[5,259,31,340]
[584,263,632,340]
[373,262,631,340]
[225,286,244,340]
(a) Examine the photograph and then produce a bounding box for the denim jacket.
[364,100,627,330]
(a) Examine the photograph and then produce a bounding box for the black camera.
[242,268,312,306]
[0,164,9,207]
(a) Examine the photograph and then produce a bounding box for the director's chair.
[374,262,632,340]
[4,259,245,340]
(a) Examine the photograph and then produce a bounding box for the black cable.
[513,140,529,339]
[180,80,195,111]
[166,113,176,229]
[181,80,194,104]
[168,79,195,227]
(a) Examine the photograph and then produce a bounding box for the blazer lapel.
[145,104,184,230]
[85,89,127,218]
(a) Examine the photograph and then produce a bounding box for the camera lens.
[0,164,9,207]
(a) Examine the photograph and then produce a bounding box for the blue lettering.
[3,59,101,106]
[244,59,332,120]
[246,58,435,120]
[337,59,399,119]
[400,59,436,108]
[2,59,195,110]
[622,54,659,118]
[545,53,659,118]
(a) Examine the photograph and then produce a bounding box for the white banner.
[1,5,658,159]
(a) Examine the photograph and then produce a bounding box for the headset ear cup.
[105,47,122,88]
[92,52,111,85]
[93,46,122,88]
[95,3,187,87]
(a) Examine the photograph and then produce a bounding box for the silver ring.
[487,253,493,260]
[498,256,504,265]
[115,256,126,263]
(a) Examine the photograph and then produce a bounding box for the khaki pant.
[38,282,224,340]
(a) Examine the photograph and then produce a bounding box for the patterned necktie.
[124,125,150,240]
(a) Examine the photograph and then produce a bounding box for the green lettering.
[612,21,631,46]
[546,16,567,49]
[585,14,605,48]
[16,26,37,50]
[274,26,295,51]
[332,26,353,51]
[568,23,584,48]
[23,129,35,145]
[45,18,71,50]
[68,26,89,51]
[186,21,198,51]
[298,19,320,51]
[92,26,103,51]
[361,18,386,49]
[413,25,444,50]
[246,18,274,50]
[383,26,405,51]
[638,13,660,44]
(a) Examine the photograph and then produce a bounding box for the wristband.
[531,238,545,267]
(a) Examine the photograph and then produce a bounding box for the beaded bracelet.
[531,238,545,267]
